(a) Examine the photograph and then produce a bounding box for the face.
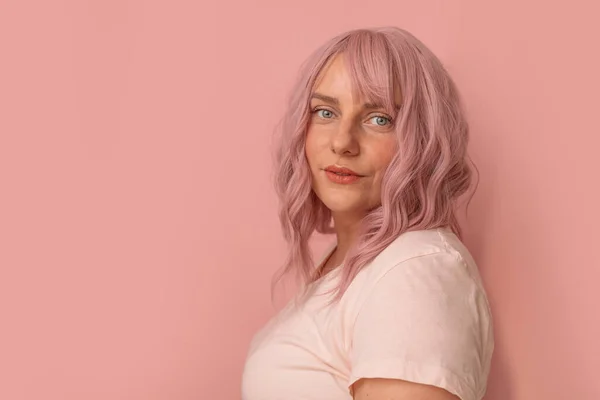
[305,54,400,219]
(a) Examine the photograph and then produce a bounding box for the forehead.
[312,53,402,108]
[312,55,353,100]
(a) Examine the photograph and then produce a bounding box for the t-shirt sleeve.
[349,251,494,400]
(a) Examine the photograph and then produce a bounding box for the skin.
[304,54,459,400]
[305,53,398,273]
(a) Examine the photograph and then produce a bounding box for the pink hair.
[271,26,478,301]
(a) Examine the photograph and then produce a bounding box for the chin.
[319,196,364,215]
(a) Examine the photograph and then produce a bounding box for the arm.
[353,377,459,400]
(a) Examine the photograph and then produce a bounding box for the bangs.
[341,31,401,117]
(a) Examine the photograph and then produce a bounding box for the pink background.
[1,1,598,399]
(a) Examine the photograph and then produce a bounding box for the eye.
[369,115,392,127]
[315,109,334,119]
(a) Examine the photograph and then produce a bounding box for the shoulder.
[345,228,495,400]
[352,227,484,291]
[341,227,493,333]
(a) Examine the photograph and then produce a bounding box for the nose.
[330,119,359,156]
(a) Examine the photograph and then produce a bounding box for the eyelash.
[311,107,393,125]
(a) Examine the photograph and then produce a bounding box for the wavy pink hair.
[271,26,478,301]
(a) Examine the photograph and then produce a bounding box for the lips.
[324,165,362,177]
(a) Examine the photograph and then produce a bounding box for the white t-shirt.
[242,227,494,400]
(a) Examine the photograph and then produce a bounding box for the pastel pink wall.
[1,1,598,399]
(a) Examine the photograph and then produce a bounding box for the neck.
[331,211,363,262]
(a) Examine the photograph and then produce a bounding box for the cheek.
[304,131,317,167]
[372,137,398,176]
[304,126,327,167]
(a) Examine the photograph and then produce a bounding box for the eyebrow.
[311,92,401,112]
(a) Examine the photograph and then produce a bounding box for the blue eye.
[316,109,334,119]
[370,115,391,126]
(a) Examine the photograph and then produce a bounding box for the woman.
[242,26,494,400]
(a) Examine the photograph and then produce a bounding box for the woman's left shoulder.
[357,227,484,288]
[346,228,495,400]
